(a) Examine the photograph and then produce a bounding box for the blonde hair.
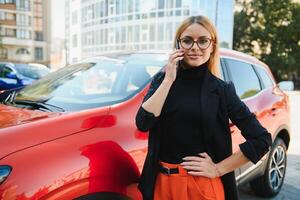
[173,15,220,78]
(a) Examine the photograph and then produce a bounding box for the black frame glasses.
[178,37,214,50]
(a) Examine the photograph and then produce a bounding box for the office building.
[65,0,233,64]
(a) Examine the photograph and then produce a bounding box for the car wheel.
[250,137,287,197]
[74,192,131,200]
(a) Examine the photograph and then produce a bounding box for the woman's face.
[179,23,214,67]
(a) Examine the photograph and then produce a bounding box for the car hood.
[0,104,60,128]
[0,104,110,160]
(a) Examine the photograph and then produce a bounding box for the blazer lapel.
[200,70,220,158]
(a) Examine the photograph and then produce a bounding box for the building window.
[72,11,78,25]
[158,23,164,41]
[158,0,165,9]
[72,34,77,47]
[6,28,16,37]
[0,48,8,59]
[16,48,30,55]
[17,14,31,26]
[166,22,173,41]
[121,27,126,43]
[72,57,78,63]
[166,0,173,9]
[127,0,133,13]
[108,0,115,16]
[17,0,30,11]
[0,11,5,20]
[87,33,93,45]
[116,0,120,14]
[5,13,15,20]
[149,24,155,41]
[176,0,182,7]
[0,0,15,4]
[35,31,43,41]
[16,29,31,39]
[0,27,5,36]
[175,10,181,16]
[134,25,140,43]
[35,47,43,60]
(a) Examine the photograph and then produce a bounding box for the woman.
[135,15,272,200]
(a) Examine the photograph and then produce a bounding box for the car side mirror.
[6,72,18,80]
[278,81,294,91]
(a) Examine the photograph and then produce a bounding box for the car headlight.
[0,166,12,185]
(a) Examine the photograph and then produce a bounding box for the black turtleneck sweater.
[159,62,208,164]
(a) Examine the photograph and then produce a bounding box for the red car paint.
[0,49,290,200]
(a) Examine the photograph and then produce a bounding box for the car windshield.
[14,64,50,79]
[14,53,166,111]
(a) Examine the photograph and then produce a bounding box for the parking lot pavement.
[239,91,300,200]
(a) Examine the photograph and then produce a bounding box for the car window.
[14,54,165,111]
[225,58,261,99]
[0,66,13,78]
[14,64,50,79]
[255,66,274,89]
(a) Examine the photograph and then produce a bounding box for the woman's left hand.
[181,152,222,178]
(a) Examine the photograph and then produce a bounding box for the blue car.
[0,62,50,90]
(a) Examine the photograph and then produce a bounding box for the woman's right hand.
[163,49,184,84]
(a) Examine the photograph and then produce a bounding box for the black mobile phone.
[175,39,180,50]
[175,39,181,68]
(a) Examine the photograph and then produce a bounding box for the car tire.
[74,192,131,200]
[250,137,287,197]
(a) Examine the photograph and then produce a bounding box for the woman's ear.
[210,43,215,54]
[210,48,214,55]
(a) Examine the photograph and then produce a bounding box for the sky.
[51,0,65,39]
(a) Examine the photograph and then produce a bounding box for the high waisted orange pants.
[154,161,225,200]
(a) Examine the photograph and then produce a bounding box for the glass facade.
[65,0,234,63]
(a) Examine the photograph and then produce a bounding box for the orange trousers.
[154,161,225,200]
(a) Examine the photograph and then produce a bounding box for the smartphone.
[175,39,180,50]
[175,39,181,68]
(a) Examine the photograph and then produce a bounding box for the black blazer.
[135,69,272,200]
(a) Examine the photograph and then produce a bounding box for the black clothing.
[135,68,272,200]
[160,64,207,164]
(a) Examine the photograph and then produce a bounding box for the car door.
[223,58,266,180]
[253,64,283,137]
[220,58,242,181]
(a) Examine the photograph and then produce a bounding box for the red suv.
[0,49,290,199]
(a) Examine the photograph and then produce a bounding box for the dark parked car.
[0,49,291,199]
[0,62,50,90]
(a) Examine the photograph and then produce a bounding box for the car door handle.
[271,108,277,116]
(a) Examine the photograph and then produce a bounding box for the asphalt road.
[239,91,300,200]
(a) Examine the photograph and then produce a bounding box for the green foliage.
[233,0,300,81]
[240,89,259,99]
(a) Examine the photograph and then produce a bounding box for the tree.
[233,0,300,81]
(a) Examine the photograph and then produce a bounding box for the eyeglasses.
[178,37,214,50]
